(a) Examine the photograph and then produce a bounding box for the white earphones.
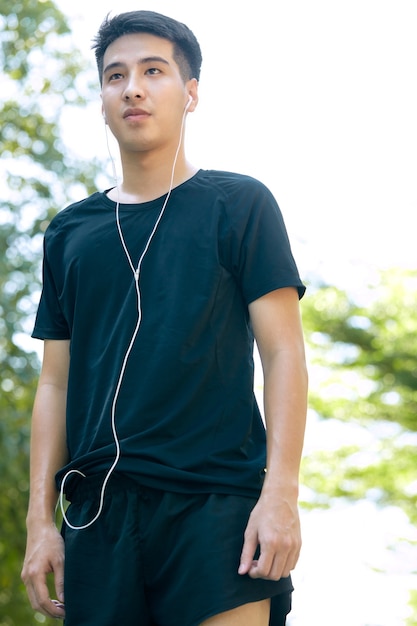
[185,95,193,111]
[60,86,191,532]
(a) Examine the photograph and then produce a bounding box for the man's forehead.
[103,32,175,64]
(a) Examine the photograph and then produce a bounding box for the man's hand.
[238,490,301,580]
[21,522,66,619]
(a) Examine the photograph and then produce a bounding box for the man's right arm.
[21,339,70,620]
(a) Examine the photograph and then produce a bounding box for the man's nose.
[123,72,145,100]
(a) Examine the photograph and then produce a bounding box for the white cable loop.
[60,104,188,530]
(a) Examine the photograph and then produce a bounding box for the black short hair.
[92,10,202,85]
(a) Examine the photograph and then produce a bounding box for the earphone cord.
[59,103,189,530]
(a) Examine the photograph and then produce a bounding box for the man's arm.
[21,339,70,619]
[239,287,308,580]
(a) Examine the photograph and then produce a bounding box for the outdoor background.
[1,1,416,624]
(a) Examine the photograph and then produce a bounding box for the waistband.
[64,471,148,503]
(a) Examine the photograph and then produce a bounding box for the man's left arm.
[239,287,308,580]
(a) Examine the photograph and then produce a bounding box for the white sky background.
[54,1,417,624]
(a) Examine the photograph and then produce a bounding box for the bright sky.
[54,1,417,624]
[59,0,417,287]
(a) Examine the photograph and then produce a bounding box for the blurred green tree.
[1,2,416,625]
[300,268,417,623]
[0,1,101,623]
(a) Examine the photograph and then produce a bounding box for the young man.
[22,11,308,626]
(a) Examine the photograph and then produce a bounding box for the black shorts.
[62,473,293,626]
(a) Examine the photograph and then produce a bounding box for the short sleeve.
[221,179,305,304]
[32,237,71,340]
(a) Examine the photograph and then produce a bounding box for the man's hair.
[92,10,202,85]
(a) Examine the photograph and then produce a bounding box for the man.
[22,10,308,626]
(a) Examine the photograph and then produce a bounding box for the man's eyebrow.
[103,56,170,75]
[139,55,170,66]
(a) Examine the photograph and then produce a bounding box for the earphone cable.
[59,102,189,530]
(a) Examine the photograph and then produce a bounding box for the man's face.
[101,32,196,156]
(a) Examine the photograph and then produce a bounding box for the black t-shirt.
[33,169,305,497]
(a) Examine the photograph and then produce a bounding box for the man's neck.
[108,148,198,204]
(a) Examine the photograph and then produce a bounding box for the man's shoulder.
[45,191,105,235]
[194,170,277,217]
[197,169,269,194]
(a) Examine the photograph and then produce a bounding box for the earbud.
[184,95,193,111]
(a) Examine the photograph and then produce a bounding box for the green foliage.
[407,590,417,626]
[0,2,102,623]
[301,269,417,512]
[1,2,416,624]
[303,271,417,433]
[300,269,417,621]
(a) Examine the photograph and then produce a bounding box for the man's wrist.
[26,503,57,529]
[261,472,300,500]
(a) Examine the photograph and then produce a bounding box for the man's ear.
[185,78,199,112]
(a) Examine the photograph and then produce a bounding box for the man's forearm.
[26,382,68,526]
[261,345,308,497]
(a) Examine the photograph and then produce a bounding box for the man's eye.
[109,73,123,81]
[146,68,161,75]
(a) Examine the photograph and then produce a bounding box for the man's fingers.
[22,553,66,618]
[29,581,65,619]
[54,559,65,605]
[238,498,302,580]
[246,533,300,580]
[246,536,283,580]
[238,526,258,575]
[25,577,51,616]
